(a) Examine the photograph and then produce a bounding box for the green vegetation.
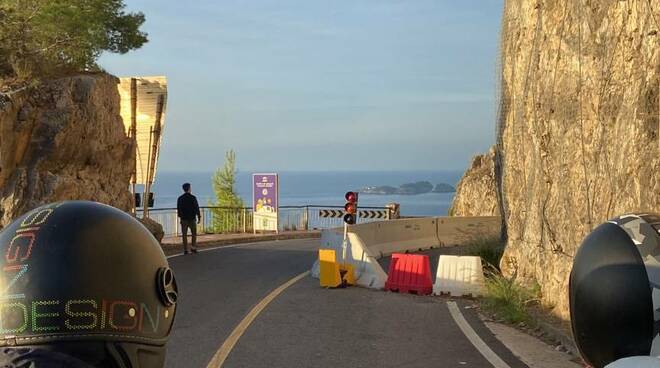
[481,270,540,326]
[0,0,147,82]
[211,150,245,233]
[467,236,505,270]
[463,237,538,326]
[398,181,433,195]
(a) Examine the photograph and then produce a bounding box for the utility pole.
[129,78,137,215]
[143,94,164,219]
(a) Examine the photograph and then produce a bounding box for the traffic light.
[134,192,155,208]
[343,191,358,225]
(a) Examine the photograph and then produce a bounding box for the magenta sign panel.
[252,173,278,231]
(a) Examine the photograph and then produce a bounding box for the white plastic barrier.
[311,227,387,289]
[311,227,343,278]
[433,255,485,297]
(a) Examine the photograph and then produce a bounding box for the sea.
[148,170,463,217]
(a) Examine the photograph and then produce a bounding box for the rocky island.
[361,181,455,195]
[432,183,456,193]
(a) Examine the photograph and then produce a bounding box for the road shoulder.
[483,319,582,368]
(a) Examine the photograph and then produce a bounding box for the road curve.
[165,238,528,368]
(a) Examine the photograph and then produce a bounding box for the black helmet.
[570,213,660,368]
[0,201,178,367]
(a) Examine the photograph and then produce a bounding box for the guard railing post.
[242,208,247,233]
[200,209,205,234]
[303,206,309,231]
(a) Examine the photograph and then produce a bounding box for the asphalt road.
[166,238,528,368]
[166,239,319,368]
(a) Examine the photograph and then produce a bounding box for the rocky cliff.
[0,74,135,227]
[449,147,499,217]
[496,0,659,318]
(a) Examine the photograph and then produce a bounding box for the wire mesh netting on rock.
[494,0,659,319]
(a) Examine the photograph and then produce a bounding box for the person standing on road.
[177,182,201,254]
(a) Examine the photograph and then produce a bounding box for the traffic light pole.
[342,222,348,263]
[342,191,359,264]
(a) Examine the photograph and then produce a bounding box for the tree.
[0,0,148,82]
[211,150,245,233]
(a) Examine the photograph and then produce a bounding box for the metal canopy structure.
[118,76,168,215]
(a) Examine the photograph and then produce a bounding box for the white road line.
[447,301,512,368]
[168,238,311,365]
[205,271,310,368]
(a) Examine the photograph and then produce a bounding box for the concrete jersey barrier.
[435,216,501,246]
[362,217,440,257]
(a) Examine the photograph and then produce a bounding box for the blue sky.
[100,0,503,172]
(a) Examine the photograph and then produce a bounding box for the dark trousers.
[181,219,197,252]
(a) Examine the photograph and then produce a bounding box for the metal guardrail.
[137,205,391,237]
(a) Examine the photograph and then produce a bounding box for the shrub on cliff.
[0,0,147,82]
[467,237,505,270]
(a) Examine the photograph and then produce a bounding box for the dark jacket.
[177,192,200,221]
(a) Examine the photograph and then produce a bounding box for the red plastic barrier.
[384,253,433,295]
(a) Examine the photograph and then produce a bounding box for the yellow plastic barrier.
[319,249,341,287]
[339,263,355,285]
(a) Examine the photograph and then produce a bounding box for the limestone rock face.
[139,217,165,244]
[496,0,659,318]
[449,146,499,217]
[0,74,135,227]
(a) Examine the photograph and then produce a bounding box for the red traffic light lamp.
[344,191,359,225]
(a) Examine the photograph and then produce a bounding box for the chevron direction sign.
[319,209,344,218]
[359,210,388,219]
[319,209,388,219]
